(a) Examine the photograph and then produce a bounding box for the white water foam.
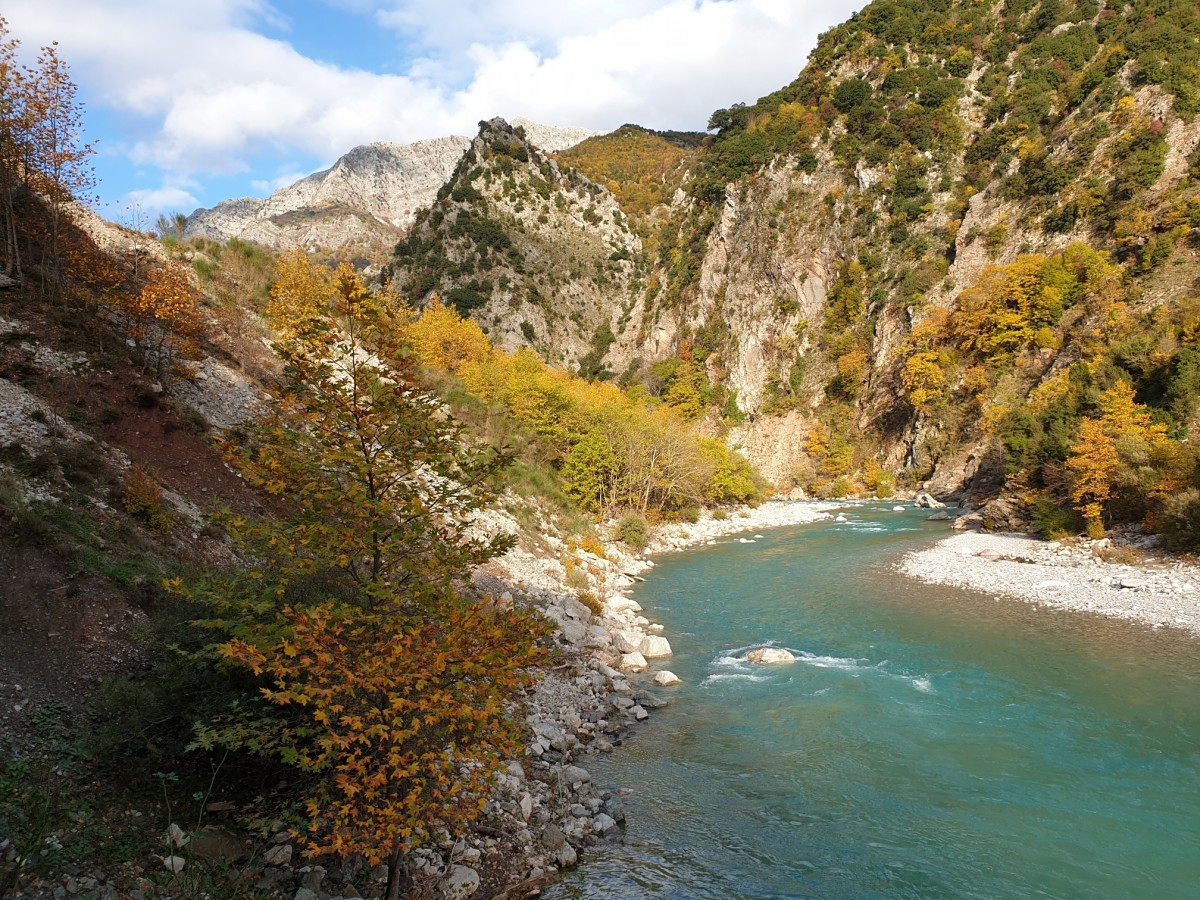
[702,672,772,685]
[708,645,933,693]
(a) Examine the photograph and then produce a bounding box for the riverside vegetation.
[3,0,1200,895]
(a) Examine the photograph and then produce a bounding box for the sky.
[4,0,863,220]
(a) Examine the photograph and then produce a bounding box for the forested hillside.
[383,0,1200,543]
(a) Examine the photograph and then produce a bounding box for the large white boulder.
[438,865,480,899]
[612,630,643,654]
[653,670,682,686]
[746,647,797,664]
[605,596,643,614]
[639,635,673,658]
[619,652,648,672]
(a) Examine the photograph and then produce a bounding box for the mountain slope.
[184,119,601,255]
[389,118,644,372]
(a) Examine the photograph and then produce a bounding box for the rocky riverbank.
[436,501,834,896]
[898,530,1200,637]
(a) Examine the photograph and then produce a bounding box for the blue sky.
[5,0,863,220]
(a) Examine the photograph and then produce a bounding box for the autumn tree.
[1067,381,1171,536]
[194,255,548,898]
[0,18,26,278]
[24,40,95,300]
[123,261,204,379]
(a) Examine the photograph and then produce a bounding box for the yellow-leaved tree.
[1067,382,1171,537]
[191,254,549,900]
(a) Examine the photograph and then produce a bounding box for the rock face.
[185,119,600,252]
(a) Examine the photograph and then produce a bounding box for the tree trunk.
[384,845,407,900]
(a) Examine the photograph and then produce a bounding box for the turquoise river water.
[545,505,1200,898]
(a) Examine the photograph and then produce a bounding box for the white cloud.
[119,185,199,213]
[3,0,863,204]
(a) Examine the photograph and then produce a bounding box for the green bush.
[1029,497,1085,539]
[1160,489,1200,552]
[617,512,648,550]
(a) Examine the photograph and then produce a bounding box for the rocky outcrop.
[186,136,474,251]
[185,120,601,252]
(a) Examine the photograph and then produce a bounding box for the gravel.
[898,531,1200,635]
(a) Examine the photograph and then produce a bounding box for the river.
[545,505,1200,898]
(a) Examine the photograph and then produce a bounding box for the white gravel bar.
[899,530,1200,636]
[645,500,834,554]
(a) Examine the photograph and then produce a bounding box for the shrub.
[579,533,607,559]
[713,509,728,521]
[1160,489,1200,552]
[677,505,701,524]
[617,512,648,550]
[1029,497,1085,539]
[122,465,172,531]
[577,590,604,616]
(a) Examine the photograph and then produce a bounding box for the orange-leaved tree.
[191,254,549,899]
[1067,381,1171,537]
[122,261,205,378]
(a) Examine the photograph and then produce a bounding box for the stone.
[638,635,673,658]
[632,705,649,720]
[604,796,627,822]
[914,492,946,509]
[653,670,682,686]
[612,630,643,654]
[264,844,293,866]
[1120,578,1148,590]
[533,721,567,750]
[556,765,591,786]
[977,549,1002,561]
[892,505,906,511]
[954,512,985,530]
[293,889,319,900]
[636,691,669,709]
[519,793,534,821]
[300,866,325,891]
[558,619,588,644]
[618,652,647,672]
[159,855,186,874]
[438,865,480,899]
[0,273,15,290]
[926,511,953,521]
[189,828,244,863]
[592,813,618,834]
[541,824,566,851]
[746,647,796,664]
[605,596,642,615]
[556,843,578,868]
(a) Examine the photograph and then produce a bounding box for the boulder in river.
[746,647,797,664]
[654,670,682,686]
[619,652,648,672]
[915,492,946,509]
[639,635,673,657]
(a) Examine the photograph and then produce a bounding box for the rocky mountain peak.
[185,120,602,253]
